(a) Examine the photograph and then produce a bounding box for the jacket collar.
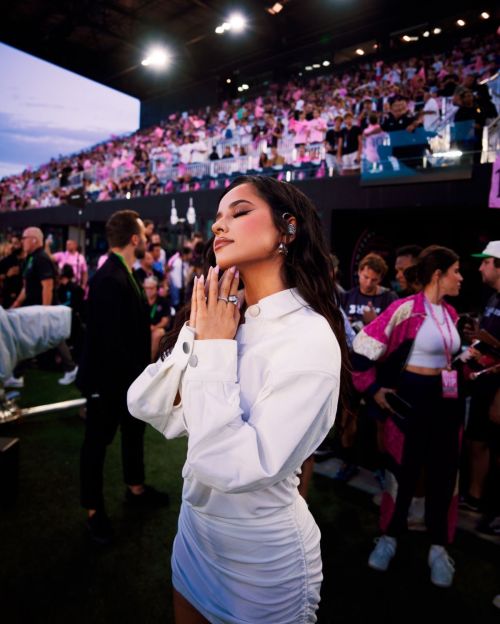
[244,288,308,322]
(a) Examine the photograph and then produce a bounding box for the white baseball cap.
[472,241,500,259]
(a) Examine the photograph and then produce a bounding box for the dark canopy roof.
[0,0,488,99]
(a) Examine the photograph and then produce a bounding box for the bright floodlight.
[423,30,430,37]
[141,48,170,68]
[355,49,364,56]
[433,27,442,34]
[480,12,490,19]
[215,25,225,34]
[456,19,466,27]
[226,78,232,84]
[228,13,246,32]
[402,35,411,42]
[322,60,330,67]
[305,65,313,71]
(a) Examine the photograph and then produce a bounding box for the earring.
[278,242,288,256]
[287,223,297,235]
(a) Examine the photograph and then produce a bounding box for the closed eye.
[233,210,252,218]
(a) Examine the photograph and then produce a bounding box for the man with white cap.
[461,241,500,534]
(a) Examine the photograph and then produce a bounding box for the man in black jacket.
[78,209,168,543]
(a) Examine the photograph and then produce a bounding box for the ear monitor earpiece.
[282,212,297,236]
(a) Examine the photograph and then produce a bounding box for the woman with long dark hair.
[352,245,464,588]
[128,175,349,623]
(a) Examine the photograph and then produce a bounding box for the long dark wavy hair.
[160,175,351,412]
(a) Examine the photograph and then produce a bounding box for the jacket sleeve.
[180,338,340,494]
[127,323,196,438]
[351,298,403,395]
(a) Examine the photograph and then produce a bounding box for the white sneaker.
[368,535,397,571]
[58,366,78,386]
[4,375,24,388]
[428,546,455,588]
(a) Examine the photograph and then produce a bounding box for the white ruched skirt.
[172,495,322,624]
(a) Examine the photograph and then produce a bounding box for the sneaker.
[86,509,113,544]
[58,366,78,386]
[125,484,170,508]
[368,535,397,571]
[476,514,500,536]
[334,463,360,482]
[428,546,455,588]
[459,494,481,513]
[4,376,24,388]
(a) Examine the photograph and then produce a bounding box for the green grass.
[1,369,499,623]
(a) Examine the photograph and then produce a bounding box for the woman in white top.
[351,246,464,588]
[128,175,349,623]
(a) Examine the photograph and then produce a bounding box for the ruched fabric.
[172,494,322,624]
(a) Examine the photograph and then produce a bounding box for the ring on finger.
[218,296,229,303]
[228,295,239,306]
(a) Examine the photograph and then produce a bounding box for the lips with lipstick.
[214,237,234,252]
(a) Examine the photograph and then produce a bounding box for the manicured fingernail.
[230,265,236,273]
[235,270,240,280]
[193,276,198,286]
[199,274,204,284]
[214,265,220,275]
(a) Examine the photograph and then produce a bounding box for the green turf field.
[1,369,499,623]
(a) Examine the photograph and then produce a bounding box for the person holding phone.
[128,176,348,624]
[351,245,463,588]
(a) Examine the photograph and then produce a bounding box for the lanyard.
[22,255,33,277]
[150,303,157,321]
[426,298,454,369]
[112,252,144,301]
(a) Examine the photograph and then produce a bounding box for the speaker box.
[0,437,19,508]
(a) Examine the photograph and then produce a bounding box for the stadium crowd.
[0,31,497,212]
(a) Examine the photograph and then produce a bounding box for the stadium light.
[226,78,232,84]
[305,65,313,71]
[456,19,466,27]
[355,49,365,56]
[322,60,330,67]
[423,30,430,37]
[312,63,320,69]
[433,27,442,35]
[141,47,171,69]
[480,12,490,19]
[215,13,247,34]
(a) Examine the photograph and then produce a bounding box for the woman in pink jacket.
[352,245,464,588]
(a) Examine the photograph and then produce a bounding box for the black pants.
[80,394,146,510]
[383,371,463,545]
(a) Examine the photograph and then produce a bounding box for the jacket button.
[182,342,190,354]
[247,305,260,317]
[189,354,198,367]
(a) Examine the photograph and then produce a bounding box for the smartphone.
[386,392,413,419]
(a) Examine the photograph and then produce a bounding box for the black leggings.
[382,371,463,545]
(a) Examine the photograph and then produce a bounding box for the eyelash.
[233,210,251,218]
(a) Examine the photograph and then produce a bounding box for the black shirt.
[23,247,57,306]
[481,291,500,339]
[147,296,172,327]
[341,126,362,155]
[342,287,398,325]
[0,251,23,308]
[325,129,342,154]
[133,267,164,286]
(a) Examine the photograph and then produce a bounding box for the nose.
[212,217,228,235]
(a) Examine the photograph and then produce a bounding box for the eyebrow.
[215,199,255,221]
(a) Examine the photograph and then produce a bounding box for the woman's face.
[212,183,281,270]
[439,261,463,297]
